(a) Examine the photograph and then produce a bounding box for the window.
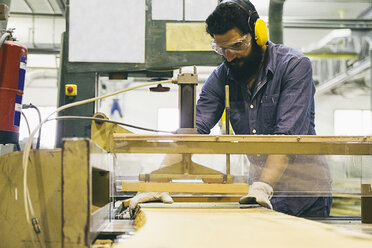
[20,107,56,148]
[334,110,371,135]
[157,107,221,134]
[158,108,179,132]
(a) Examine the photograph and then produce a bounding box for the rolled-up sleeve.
[274,57,315,135]
[196,70,225,134]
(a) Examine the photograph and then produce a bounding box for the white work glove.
[129,192,173,218]
[239,182,273,209]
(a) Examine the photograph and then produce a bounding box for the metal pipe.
[23,0,34,13]
[44,0,56,14]
[282,19,372,30]
[9,12,64,17]
[268,0,285,44]
[369,47,372,123]
[0,32,9,51]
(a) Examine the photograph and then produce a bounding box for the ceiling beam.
[281,19,372,30]
[315,58,370,96]
[55,0,66,15]
[10,11,63,17]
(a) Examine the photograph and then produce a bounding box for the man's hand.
[239,182,273,209]
[128,192,173,218]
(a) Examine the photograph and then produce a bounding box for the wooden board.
[0,149,62,247]
[121,182,249,195]
[113,134,372,155]
[113,134,372,143]
[113,203,372,248]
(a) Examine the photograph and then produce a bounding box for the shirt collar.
[265,40,276,77]
[225,40,276,83]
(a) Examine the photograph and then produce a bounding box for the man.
[129,0,332,217]
[195,0,332,216]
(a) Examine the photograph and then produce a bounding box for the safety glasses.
[210,34,251,55]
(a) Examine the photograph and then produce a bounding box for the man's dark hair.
[206,0,257,37]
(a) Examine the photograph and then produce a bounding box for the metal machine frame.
[56,0,222,146]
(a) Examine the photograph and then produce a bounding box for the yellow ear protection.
[222,0,269,46]
[247,10,269,46]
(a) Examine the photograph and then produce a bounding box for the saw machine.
[1,63,372,247]
[2,134,372,247]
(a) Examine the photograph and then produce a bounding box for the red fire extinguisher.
[0,31,27,145]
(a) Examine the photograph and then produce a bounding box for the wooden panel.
[62,139,90,247]
[121,182,248,194]
[166,23,212,51]
[0,149,62,247]
[113,134,372,155]
[114,204,372,248]
[114,134,372,142]
[172,197,240,203]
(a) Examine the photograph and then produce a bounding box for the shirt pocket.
[260,94,279,133]
[230,101,245,112]
[229,101,246,130]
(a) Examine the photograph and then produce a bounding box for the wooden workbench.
[113,203,372,248]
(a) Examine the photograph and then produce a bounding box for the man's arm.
[196,68,226,134]
[260,154,289,187]
[239,154,289,209]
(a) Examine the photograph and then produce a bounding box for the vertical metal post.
[179,84,195,128]
[370,48,372,120]
[176,66,198,134]
[269,0,285,44]
[176,66,198,176]
[361,44,372,223]
[225,85,230,183]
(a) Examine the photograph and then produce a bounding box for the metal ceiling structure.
[4,0,372,96]
[10,0,65,16]
[7,0,372,18]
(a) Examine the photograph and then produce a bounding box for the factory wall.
[316,94,371,135]
[5,5,371,149]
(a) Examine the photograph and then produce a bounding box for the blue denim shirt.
[196,41,316,136]
[195,41,331,216]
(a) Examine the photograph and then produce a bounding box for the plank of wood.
[113,134,372,155]
[113,204,372,248]
[113,133,372,143]
[121,182,249,194]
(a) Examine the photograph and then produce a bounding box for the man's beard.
[224,41,264,81]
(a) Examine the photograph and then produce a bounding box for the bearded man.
[195,0,332,217]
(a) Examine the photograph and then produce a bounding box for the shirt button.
[252,129,256,134]
[250,104,254,109]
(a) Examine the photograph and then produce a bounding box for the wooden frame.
[113,134,372,155]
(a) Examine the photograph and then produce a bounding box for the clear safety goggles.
[210,34,251,55]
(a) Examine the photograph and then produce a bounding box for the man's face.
[213,28,264,80]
